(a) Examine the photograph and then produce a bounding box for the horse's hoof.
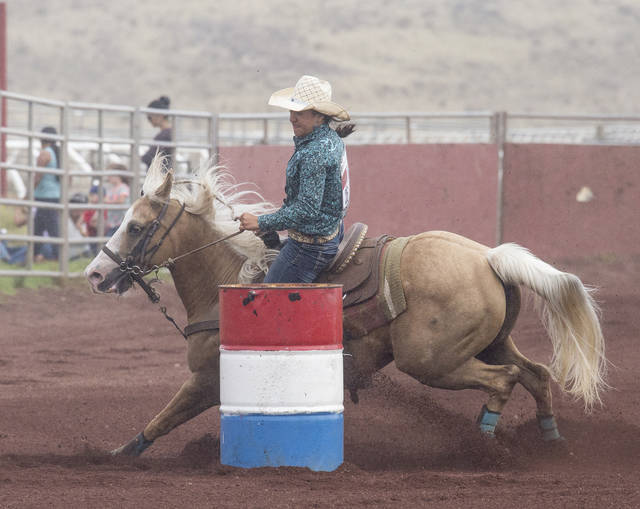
[542,435,569,456]
[110,431,154,457]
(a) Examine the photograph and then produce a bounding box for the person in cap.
[238,75,355,283]
[141,95,173,170]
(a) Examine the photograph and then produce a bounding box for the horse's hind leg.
[414,357,521,437]
[478,336,563,442]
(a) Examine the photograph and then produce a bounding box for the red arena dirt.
[1,256,639,508]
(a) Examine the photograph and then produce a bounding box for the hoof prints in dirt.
[0,436,221,474]
[512,417,640,470]
[346,373,575,472]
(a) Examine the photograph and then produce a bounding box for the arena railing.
[505,113,640,145]
[216,111,498,145]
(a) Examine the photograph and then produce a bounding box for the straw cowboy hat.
[268,75,350,121]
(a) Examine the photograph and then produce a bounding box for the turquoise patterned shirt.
[34,146,61,200]
[258,124,344,236]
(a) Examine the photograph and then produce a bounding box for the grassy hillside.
[4,0,640,115]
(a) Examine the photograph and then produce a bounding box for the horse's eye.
[128,223,143,236]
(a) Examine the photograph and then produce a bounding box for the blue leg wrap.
[477,405,501,436]
[537,414,563,441]
[111,431,154,456]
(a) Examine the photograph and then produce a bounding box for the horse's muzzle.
[96,267,133,295]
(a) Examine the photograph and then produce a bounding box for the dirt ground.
[1,257,639,508]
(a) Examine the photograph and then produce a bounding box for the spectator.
[80,182,102,255]
[0,227,27,266]
[34,126,61,262]
[104,163,130,236]
[81,182,100,238]
[141,95,173,170]
[67,193,91,260]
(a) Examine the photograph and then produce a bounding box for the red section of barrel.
[219,284,343,350]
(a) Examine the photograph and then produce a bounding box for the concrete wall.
[219,143,640,261]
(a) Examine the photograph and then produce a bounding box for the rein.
[100,198,242,338]
[160,229,244,268]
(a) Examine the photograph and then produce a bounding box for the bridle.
[100,197,243,338]
[101,199,186,303]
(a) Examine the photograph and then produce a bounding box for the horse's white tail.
[486,243,607,410]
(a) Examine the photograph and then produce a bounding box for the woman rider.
[238,75,354,283]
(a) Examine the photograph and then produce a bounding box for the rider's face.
[289,110,324,137]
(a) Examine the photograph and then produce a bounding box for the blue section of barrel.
[220,413,343,471]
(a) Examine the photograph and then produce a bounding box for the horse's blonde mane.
[143,156,278,282]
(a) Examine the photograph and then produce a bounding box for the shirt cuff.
[257,214,271,231]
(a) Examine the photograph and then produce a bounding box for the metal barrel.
[219,283,344,471]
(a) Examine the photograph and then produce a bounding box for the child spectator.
[104,163,131,236]
[80,182,102,254]
[68,193,91,260]
[82,183,100,237]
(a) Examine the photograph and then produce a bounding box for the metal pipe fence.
[0,91,217,278]
[2,89,640,279]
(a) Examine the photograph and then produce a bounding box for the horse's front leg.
[343,326,394,403]
[112,331,220,456]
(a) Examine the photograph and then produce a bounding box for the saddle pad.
[378,236,410,320]
[343,236,411,339]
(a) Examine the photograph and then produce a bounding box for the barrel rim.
[220,347,343,352]
[219,283,343,290]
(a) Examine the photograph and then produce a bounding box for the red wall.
[219,144,499,246]
[502,144,640,260]
[218,143,640,261]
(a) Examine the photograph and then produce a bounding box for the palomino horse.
[85,158,607,457]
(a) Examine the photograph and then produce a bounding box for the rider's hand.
[237,212,260,231]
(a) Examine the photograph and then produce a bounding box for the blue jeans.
[0,241,27,265]
[34,199,60,259]
[263,225,342,284]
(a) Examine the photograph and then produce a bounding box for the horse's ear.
[155,170,173,200]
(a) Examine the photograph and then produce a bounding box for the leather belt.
[288,226,339,245]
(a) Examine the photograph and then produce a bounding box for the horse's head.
[86,157,277,299]
[85,168,183,298]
